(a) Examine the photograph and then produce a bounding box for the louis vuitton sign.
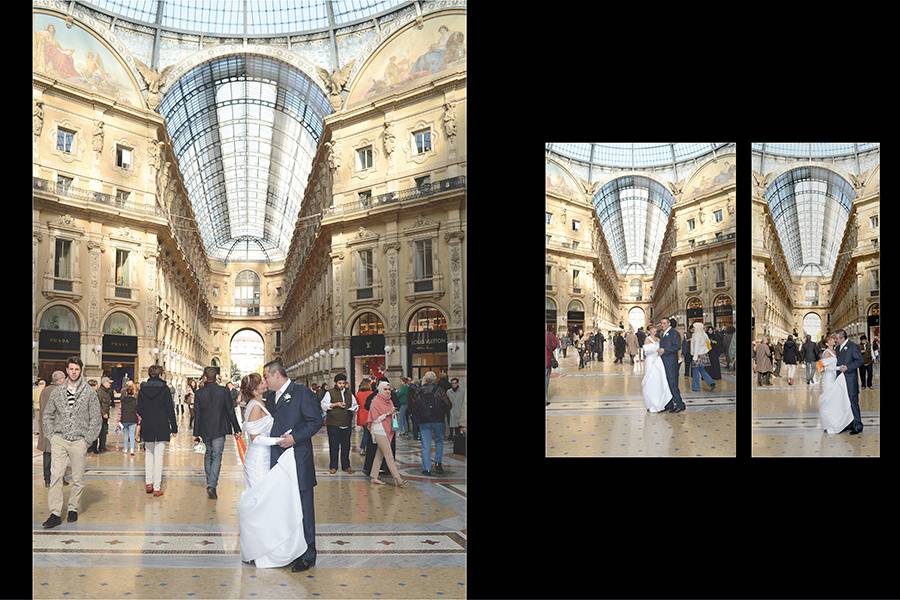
[39,329,81,357]
[407,329,448,354]
[350,334,385,356]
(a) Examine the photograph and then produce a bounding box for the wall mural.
[347,14,466,107]
[545,160,580,199]
[33,13,142,107]
[683,158,736,198]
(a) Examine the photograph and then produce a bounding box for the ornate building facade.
[750,144,880,343]
[545,144,736,338]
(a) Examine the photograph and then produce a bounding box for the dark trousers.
[360,426,371,452]
[561,347,567,358]
[858,364,873,388]
[363,432,395,476]
[300,487,317,561]
[774,359,782,376]
[43,451,52,485]
[91,418,108,452]
[663,361,685,410]
[683,358,692,377]
[326,425,352,470]
[412,413,420,439]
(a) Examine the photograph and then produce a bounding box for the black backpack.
[414,384,447,423]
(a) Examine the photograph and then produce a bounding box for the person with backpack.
[409,371,451,476]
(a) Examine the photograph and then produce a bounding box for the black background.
[15,3,897,599]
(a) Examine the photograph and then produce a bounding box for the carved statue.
[726,195,734,215]
[33,101,43,137]
[849,170,869,193]
[579,179,600,197]
[92,121,104,154]
[325,140,341,173]
[316,60,356,111]
[146,138,162,171]
[382,122,395,156]
[443,102,457,139]
[134,59,174,110]
[158,160,171,198]
[698,207,705,224]
[667,179,684,196]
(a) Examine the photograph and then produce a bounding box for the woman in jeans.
[136,365,177,497]
[118,383,139,456]
[395,377,411,436]
[689,322,717,392]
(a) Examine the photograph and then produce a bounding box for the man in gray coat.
[41,357,101,528]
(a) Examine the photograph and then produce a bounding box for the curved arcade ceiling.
[764,166,855,278]
[752,143,879,159]
[592,176,675,276]
[546,143,731,169]
[157,54,332,263]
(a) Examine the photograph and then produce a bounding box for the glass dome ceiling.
[592,176,675,276]
[80,0,412,36]
[157,54,331,263]
[764,166,855,278]
[753,143,879,158]
[546,143,731,168]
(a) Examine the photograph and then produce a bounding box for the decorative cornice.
[383,242,402,253]
[444,230,464,243]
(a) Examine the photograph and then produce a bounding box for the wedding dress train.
[238,399,307,567]
[819,352,854,434]
[642,341,672,413]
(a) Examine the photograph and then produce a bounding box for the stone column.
[383,242,403,380]
[86,240,105,377]
[445,230,466,385]
[33,232,42,327]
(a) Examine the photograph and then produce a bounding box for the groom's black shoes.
[291,556,316,572]
[673,405,686,413]
[850,425,863,435]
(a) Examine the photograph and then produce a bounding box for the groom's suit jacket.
[836,340,864,398]
[266,381,324,492]
[660,327,681,370]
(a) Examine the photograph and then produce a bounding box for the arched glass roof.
[753,143,879,158]
[764,166,855,278]
[546,143,731,168]
[80,0,411,36]
[157,54,331,263]
[592,176,675,276]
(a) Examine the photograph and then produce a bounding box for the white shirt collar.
[277,379,291,398]
[839,340,847,352]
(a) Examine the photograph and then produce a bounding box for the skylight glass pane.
[333,0,408,24]
[753,143,880,158]
[162,0,244,35]
[549,143,730,168]
[84,0,159,23]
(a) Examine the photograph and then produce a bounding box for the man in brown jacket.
[90,377,112,453]
[37,371,66,488]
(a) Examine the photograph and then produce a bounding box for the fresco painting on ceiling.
[546,161,580,198]
[686,159,736,197]
[348,14,465,106]
[33,13,141,107]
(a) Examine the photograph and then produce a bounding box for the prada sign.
[407,329,448,354]
[38,329,81,358]
[350,334,385,356]
[102,334,138,355]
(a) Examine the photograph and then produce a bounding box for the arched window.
[230,329,265,380]
[686,297,704,326]
[713,295,733,329]
[546,297,557,327]
[103,312,137,336]
[408,307,447,332]
[628,307,644,331]
[355,312,385,335]
[630,278,642,299]
[803,313,822,340]
[210,357,220,367]
[567,300,584,313]
[805,282,818,303]
[40,305,79,331]
[234,270,260,314]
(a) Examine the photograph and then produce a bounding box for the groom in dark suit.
[834,329,865,434]
[657,317,686,413]
[263,359,324,572]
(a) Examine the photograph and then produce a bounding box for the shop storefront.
[350,312,385,392]
[566,300,584,335]
[686,297,704,326]
[102,312,139,392]
[407,306,449,381]
[713,295,734,329]
[37,305,81,382]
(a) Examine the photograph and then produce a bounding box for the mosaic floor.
[546,349,736,457]
[33,409,466,599]
[752,366,880,457]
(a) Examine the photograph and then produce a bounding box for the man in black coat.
[834,329,865,434]
[613,332,626,363]
[264,359,324,573]
[192,367,241,500]
[800,335,820,384]
[595,331,605,361]
[659,318,685,412]
[635,328,646,362]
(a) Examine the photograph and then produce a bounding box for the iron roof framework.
[546,143,731,169]
[764,166,856,278]
[157,54,331,263]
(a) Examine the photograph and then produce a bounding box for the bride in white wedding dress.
[642,324,672,413]
[237,373,307,567]
[819,334,854,434]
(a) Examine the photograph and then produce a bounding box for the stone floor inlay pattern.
[33,409,466,598]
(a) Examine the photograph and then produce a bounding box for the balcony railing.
[33,177,163,216]
[325,175,466,215]
[210,306,282,318]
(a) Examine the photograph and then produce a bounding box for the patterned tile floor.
[547,351,736,457]
[752,368,880,457]
[33,410,466,599]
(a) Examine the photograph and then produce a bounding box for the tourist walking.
[447,378,464,440]
[118,382,139,456]
[409,371,451,476]
[773,339,783,377]
[37,371,66,488]
[782,335,799,385]
[136,365,178,497]
[689,322,716,392]
[801,335,820,384]
[321,373,357,474]
[546,328,558,405]
[356,379,372,455]
[367,381,408,487]
[859,335,874,389]
[193,367,242,500]
[755,338,773,386]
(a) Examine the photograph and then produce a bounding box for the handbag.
[391,414,399,429]
[551,355,559,369]
[706,338,712,351]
